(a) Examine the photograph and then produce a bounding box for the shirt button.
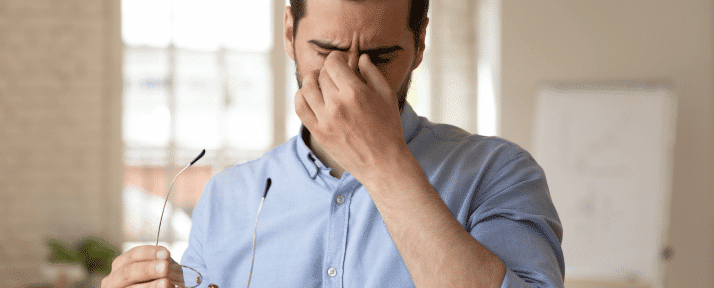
[328,267,337,277]
[336,195,345,204]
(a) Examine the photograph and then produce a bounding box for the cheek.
[382,58,413,90]
[295,46,326,77]
[298,60,322,79]
[307,55,327,73]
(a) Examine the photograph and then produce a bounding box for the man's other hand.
[101,245,183,288]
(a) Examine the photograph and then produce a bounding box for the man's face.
[284,0,426,111]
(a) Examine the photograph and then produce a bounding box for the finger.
[295,88,318,128]
[318,65,339,95]
[127,265,189,288]
[302,72,325,108]
[324,51,363,91]
[358,54,392,97]
[112,259,173,287]
[112,245,171,274]
[125,278,174,288]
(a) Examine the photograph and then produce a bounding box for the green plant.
[46,236,121,275]
[46,239,80,264]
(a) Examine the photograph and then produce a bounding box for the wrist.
[360,146,428,197]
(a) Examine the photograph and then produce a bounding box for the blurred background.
[0,0,711,287]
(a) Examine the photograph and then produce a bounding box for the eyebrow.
[309,40,403,55]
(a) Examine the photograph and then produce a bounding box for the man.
[103,0,564,287]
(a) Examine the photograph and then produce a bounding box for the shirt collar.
[400,102,422,145]
[295,102,423,179]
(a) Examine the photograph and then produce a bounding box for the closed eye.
[316,49,393,64]
[368,52,397,65]
[370,55,392,64]
[309,40,403,63]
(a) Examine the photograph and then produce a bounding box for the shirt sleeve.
[469,146,565,288]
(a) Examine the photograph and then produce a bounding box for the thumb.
[358,54,392,99]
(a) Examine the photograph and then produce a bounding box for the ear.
[412,17,429,69]
[284,6,296,61]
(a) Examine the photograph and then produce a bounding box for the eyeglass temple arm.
[190,149,206,166]
[246,177,272,288]
[156,149,206,247]
[263,178,271,198]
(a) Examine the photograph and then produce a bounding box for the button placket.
[323,176,357,287]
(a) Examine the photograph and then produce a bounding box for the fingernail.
[156,262,166,273]
[157,279,166,287]
[157,249,168,259]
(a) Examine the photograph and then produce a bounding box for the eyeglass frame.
[155,149,271,288]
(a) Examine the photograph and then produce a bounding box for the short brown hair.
[289,0,429,48]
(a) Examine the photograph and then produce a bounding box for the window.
[121,0,432,260]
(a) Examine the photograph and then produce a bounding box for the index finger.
[358,54,391,96]
[111,245,171,272]
[324,51,363,91]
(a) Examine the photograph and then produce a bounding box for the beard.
[294,60,413,113]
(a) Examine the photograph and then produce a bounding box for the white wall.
[499,1,713,287]
[430,0,479,133]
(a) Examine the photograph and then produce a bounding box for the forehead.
[299,0,412,49]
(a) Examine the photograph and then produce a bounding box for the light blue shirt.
[182,103,565,287]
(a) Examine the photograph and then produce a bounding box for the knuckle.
[110,257,119,271]
[295,96,307,112]
[337,105,350,119]
[329,103,348,120]
[140,261,153,278]
[343,86,358,101]
[324,124,336,134]
[120,265,133,282]
[318,70,328,82]
[131,245,144,254]
[306,83,319,96]
[295,104,306,116]
[325,105,336,118]
[129,246,145,262]
[307,79,319,92]
[306,72,318,84]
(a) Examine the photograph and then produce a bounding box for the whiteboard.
[531,81,677,287]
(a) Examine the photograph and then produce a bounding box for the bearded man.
[103,0,564,287]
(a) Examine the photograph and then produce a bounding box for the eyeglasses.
[156,149,271,288]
